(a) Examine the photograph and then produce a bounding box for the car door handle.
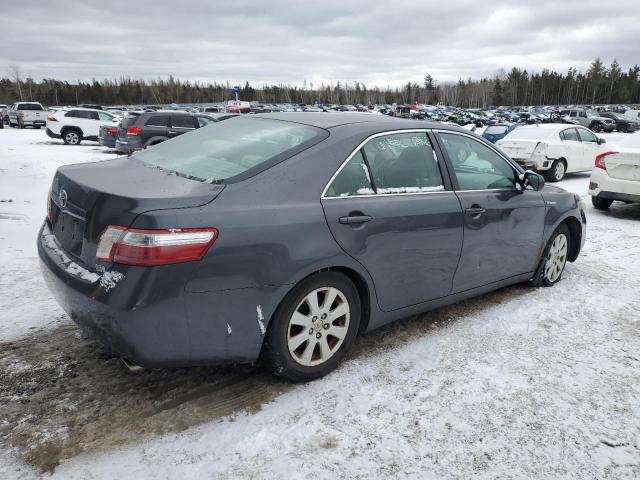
[339,215,372,225]
[465,206,486,217]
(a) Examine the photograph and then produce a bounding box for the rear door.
[435,131,545,292]
[168,114,197,139]
[321,130,464,311]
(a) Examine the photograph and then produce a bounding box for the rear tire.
[592,196,613,210]
[545,159,566,182]
[262,272,361,382]
[62,129,82,145]
[530,224,570,287]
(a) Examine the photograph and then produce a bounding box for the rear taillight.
[107,128,117,135]
[47,114,57,121]
[47,190,53,223]
[126,127,142,136]
[595,151,618,170]
[96,226,218,266]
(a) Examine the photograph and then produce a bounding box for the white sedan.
[496,124,607,182]
[588,147,640,209]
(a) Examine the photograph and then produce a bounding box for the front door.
[435,131,546,293]
[168,114,197,139]
[321,131,464,311]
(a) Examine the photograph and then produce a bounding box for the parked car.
[114,111,218,154]
[588,146,640,209]
[98,123,120,149]
[559,109,615,133]
[497,124,607,181]
[598,112,638,133]
[482,123,518,143]
[46,107,120,145]
[38,113,586,382]
[8,102,47,128]
[0,104,7,126]
[624,109,640,122]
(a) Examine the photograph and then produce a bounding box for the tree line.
[2,59,639,108]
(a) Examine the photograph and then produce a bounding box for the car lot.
[1,128,639,478]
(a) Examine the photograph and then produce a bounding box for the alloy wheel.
[287,287,350,367]
[554,161,565,181]
[65,132,79,145]
[544,233,568,283]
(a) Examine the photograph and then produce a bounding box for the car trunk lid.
[50,156,224,267]
[497,140,539,160]
[605,149,640,181]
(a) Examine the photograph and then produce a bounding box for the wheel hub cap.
[545,233,568,282]
[287,287,350,367]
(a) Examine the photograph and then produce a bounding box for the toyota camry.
[38,113,586,382]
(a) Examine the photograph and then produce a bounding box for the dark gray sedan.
[38,114,586,381]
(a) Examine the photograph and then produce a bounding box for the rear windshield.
[485,126,508,135]
[503,127,555,140]
[17,103,43,110]
[121,114,140,128]
[133,117,326,183]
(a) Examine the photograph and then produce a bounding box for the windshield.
[503,127,556,140]
[133,117,326,183]
[485,126,508,135]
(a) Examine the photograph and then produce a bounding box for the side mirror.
[597,137,606,144]
[522,170,545,191]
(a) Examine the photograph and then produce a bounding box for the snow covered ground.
[1,127,639,479]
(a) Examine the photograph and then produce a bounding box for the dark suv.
[115,111,216,154]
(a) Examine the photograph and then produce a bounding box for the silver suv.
[561,108,615,133]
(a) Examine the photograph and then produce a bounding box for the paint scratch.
[256,305,266,335]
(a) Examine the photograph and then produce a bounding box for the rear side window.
[325,151,373,197]
[170,115,195,128]
[133,117,326,183]
[560,128,579,141]
[485,126,507,135]
[363,133,444,193]
[144,115,169,127]
[88,111,99,120]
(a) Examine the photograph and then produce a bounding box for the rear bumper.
[99,135,117,148]
[46,128,62,139]
[37,222,268,367]
[589,168,640,202]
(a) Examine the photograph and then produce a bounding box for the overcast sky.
[1,0,639,87]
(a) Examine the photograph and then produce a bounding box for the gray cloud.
[1,0,639,87]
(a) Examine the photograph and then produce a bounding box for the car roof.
[250,112,452,131]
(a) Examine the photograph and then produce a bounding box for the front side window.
[196,116,215,127]
[362,133,444,193]
[324,151,373,197]
[437,132,516,190]
[98,111,115,121]
[577,128,598,143]
[133,117,325,183]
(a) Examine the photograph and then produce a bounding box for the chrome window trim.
[320,129,445,199]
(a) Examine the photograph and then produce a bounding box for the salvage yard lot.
[1,128,639,479]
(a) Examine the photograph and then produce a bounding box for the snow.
[1,127,640,479]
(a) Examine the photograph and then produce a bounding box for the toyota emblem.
[58,189,68,208]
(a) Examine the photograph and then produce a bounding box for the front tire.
[545,159,566,182]
[530,224,570,287]
[590,122,602,133]
[592,196,613,210]
[262,272,361,382]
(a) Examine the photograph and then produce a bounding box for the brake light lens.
[595,151,618,170]
[47,190,53,223]
[96,226,218,266]
[107,128,117,135]
[126,127,142,136]
[47,114,57,121]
